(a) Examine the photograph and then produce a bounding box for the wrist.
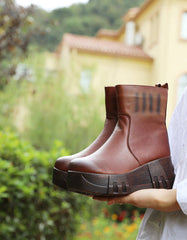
[156,189,180,212]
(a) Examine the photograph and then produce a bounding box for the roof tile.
[62,33,152,61]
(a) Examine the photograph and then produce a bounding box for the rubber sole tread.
[67,157,175,196]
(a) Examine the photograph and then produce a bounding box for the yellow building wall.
[118,32,126,43]
[96,35,123,42]
[135,0,187,123]
[96,27,126,43]
[61,49,153,96]
[160,0,187,123]
[135,0,161,57]
[58,0,187,124]
[90,54,153,91]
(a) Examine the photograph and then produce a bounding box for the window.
[80,69,92,93]
[177,74,187,100]
[181,12,187,39]
[125,21,136,46]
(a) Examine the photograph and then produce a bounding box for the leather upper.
[55,86,118,171]
[69,84,170,174]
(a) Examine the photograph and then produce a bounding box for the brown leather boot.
[53,86,118,189]
[67,84,175,196]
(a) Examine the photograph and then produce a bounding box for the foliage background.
[0,130,91,240]
[0,0,146,239]
[30,0,144,51]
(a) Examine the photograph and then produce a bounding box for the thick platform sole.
[53,167,68,190]
[67,157,175,196]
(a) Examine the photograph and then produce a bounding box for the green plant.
[74,209,143,240]
[0,130,87,240]
[0,77,35,132]
[30,0,145,51]
[0,0,34,89]
[106,201,145,222]
[21,52,104,152]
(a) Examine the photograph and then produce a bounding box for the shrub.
[0,130,87,240]
[74,209,143,240]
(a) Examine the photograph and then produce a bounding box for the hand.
[93,189,180,212]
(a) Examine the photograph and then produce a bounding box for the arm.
[93,188,180,212]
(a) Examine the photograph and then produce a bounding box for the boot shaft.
[116,84,168,120]
[115,84,170,165]
[105,86,117,119]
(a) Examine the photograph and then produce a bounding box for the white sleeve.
[177,179,187,215]
[168,87,187,215]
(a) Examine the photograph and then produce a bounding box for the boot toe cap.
[55,156,74,171]
[68,157,96,173]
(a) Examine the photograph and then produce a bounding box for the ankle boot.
[53,86,118,189]
[67,84,175,196]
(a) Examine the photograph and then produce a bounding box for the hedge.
[0,130,86,240]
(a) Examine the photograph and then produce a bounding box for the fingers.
[107,196,128,205]
[92,196,111,202]
[92,189,180,211]
[92,195,128,205]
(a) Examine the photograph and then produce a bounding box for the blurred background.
[0,0,186,239]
